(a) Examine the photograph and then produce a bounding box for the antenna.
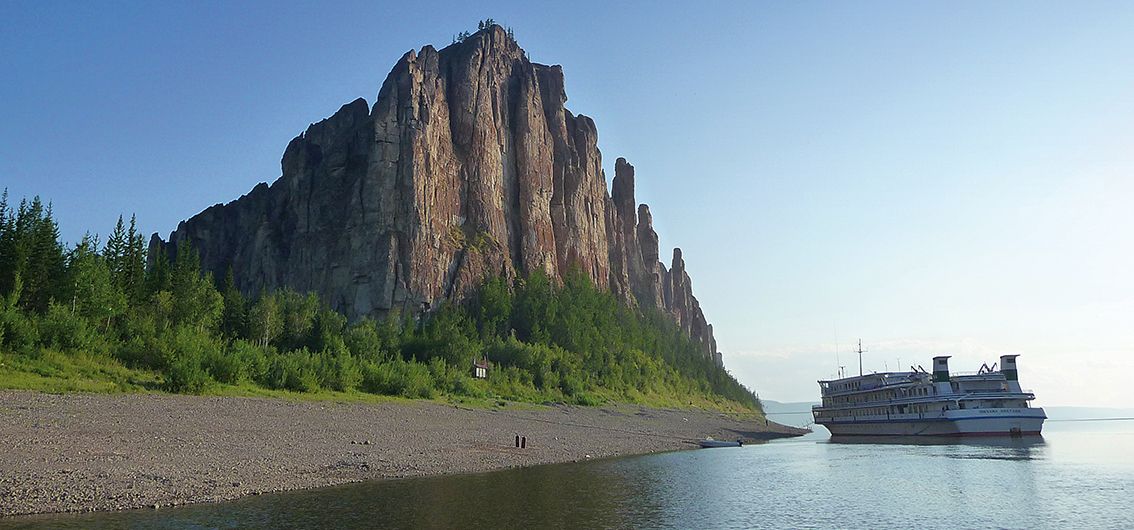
[856,339,867,377]
[834,324,841,379]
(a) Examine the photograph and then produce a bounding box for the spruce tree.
[0,189,7,231]
[0,189,13,297]
[125,214,146,304]
[146,245,172,296]
[220,268,247,338]
[169,239,222,332]
[67,233,124,330]
[104,215,127,288]
[16,198,65,312]
[2,198,32,299]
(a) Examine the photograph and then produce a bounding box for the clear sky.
[2,1,1131,407]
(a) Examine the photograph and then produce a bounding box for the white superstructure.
[812,353,1045,436]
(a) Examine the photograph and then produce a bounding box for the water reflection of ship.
[824,434,1045,454]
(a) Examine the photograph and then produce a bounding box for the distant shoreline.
[0,391,805,517]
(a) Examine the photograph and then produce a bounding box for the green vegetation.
[453,19,516,44]
[0,190,761,413]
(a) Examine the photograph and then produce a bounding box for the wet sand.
[0,391,805,516]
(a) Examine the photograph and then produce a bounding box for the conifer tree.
[104,215,127,287]
[0,189,8,231]
[169,239,222,332]
[1,198,31,300]
[512,269,556,344]
[473,275,512,340]
[124,215,146,304]
[67,234,124,330]
[0,189,13,297]
[146,246,172,296]
[12,197,66,312]
[220,268,247,338]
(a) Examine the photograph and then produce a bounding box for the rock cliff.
[153,26,719,360]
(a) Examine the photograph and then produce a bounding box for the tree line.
[453,19,517,45]
[0,190,761,410]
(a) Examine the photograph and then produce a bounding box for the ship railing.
[950,371,1005,377]
[824,410,947,423]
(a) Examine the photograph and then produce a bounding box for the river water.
[3,420,1131,529]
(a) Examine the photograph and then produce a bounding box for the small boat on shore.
[699,438,743,448]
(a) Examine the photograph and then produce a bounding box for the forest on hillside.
[0,191,761,411]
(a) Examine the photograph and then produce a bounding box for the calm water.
[4,420,1132,529]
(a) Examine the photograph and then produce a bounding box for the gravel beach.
[0,391,805,516]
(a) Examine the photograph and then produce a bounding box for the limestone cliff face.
[154,26,719,359]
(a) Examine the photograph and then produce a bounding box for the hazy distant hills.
[1043,406,1134,420]
[761,400,819,428]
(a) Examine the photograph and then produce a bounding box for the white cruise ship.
[812,352,1046,436]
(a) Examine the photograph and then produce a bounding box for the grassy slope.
[0,348,761,416]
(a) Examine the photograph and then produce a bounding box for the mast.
[856,339,867,377]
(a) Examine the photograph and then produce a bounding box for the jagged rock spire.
[155,24,719,358]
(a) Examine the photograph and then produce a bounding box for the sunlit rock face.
[153,25,718,359]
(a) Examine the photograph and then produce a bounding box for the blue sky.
[2,1,1132,406]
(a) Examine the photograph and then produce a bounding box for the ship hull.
[819,413,1045,437]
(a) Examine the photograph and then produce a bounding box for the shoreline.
[0,391,806,517]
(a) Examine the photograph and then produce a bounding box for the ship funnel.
[999,355,1019,381]
[932,356,951,382]
[1000,355,1023,392]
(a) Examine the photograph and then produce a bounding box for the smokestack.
[933,356,953,395]
[932,356,951,382]
[1000,354,1022,392]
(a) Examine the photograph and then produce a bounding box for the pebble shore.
[0,390,805,516]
